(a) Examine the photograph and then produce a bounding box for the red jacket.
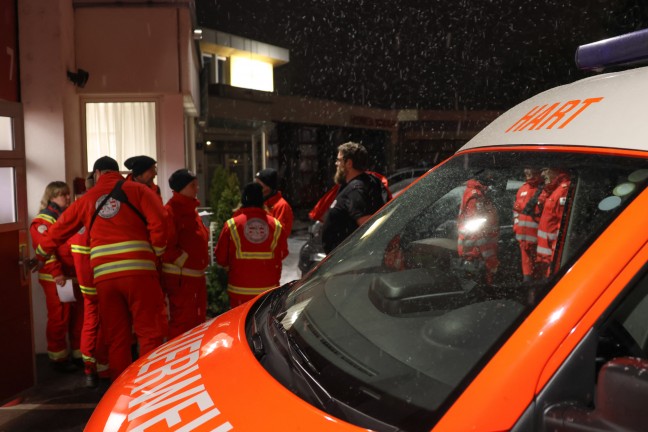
[457,180,499,272]
[537,173,571,267]
[513,178,543,245]
[125,173,162,203]
[69,227,95,295]
[214,207,288,297]
[161,192,210,277]
[35,172,168,284]
[30,202,76,281]
[265,191,294,235]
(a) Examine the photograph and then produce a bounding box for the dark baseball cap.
[91,156,119,173]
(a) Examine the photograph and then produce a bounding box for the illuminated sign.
[230,56,274,92]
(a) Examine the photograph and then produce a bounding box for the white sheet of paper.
[56,279,76,303]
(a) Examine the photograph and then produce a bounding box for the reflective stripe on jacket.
[161,192,209,277]
[457,180,500,271]
[537,174,571,264]
[30,202,75,279]
[35,172,168,283]
[513,180,543,244]
[214,206,289,292]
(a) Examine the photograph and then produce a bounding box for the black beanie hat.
[241,182,264,208]
[92,156,119,173]
[255,168,278,190]
[168,169,197,193]
[124,155,156,177]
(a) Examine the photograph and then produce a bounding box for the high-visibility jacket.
[30,202,76,281]
[265,191,294,236]
[70,227,94,295]
[35,171,168,283]
[215,207,289,300]
[537,173,571,273]
[30,202,83,362]
[70,227,109,374]
[161,192,210,277]
[513,179,543,243]
[457,180,500,277]
[125,173,162,202]
[513,178,544,278]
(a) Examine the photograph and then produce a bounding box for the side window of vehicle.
[525,267,648,432]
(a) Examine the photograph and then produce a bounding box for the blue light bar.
[575,28,648,71]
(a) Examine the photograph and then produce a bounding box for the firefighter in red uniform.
[30,181,84,372]
[255,168,294,236]
[536,167,571,278]
[34,156,168,381]
[161,169,210,339]
[124,155,162,201]
[457,175,500,284]
[513,168,544,281]
[70,225,109,387]
[215,182,289,307]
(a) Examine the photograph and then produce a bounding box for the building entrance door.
[0,100,34,403]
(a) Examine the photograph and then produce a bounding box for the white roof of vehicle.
[460,65,648,153]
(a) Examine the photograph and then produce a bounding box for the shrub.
[206,166,240,318]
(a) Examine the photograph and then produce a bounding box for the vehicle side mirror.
[544,357,648,431]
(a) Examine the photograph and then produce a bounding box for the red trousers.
[80,293,109,375]
[38,278,84,362]
[96,274,168,380]
[162,274,207,340]
[518,241,539,281]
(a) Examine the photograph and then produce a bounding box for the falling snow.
[197,0,648,111]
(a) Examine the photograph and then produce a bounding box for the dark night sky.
[196,0,648,111]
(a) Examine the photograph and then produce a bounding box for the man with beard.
[321,142,387,254]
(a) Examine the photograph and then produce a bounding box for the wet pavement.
[0,222,308,432]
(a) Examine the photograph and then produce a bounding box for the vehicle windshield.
[259,149,648,431]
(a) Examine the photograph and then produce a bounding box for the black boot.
[84,372,98,388]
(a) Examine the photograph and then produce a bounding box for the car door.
[513,242,648,431]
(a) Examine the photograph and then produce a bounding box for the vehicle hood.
[85,302,366,432]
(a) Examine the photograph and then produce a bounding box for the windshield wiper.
[271,316,333,406]
[273,317,320,375]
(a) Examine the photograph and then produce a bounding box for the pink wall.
[19,0,199,353]
[75,8,180,93]
[19,0,80,354]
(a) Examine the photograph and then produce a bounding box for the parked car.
[87,30,648,432]
[387,166,429,197]
[298,219,326,275]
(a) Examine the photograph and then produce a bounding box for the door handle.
[18,243,30,285]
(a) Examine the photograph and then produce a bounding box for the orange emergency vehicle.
[87,30,648,432]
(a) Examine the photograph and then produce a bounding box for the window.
[0,167,16,223]
[85,102,156,171]
[0,116,13,151]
